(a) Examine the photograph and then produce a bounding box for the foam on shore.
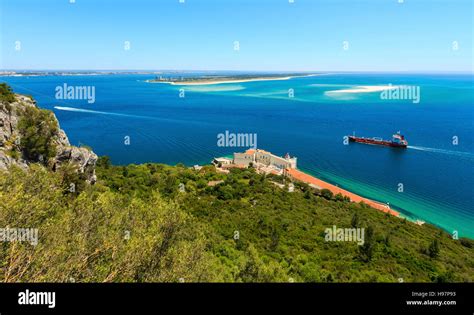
[325,85,399,95]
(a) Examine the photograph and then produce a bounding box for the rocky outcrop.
[0,94,97,183]
[53,146,97,183]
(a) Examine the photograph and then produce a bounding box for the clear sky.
[1,0,472,72]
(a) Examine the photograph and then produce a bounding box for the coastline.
[217,148,401,218]
[285,168,400,217]
[146,74,318,85]
[2,74,472,239]
[300,168,468,230]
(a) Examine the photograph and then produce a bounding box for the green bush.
[17,106,58,164]
[0,83,16,104]
[0,159,472,282]
[321,188,334,200]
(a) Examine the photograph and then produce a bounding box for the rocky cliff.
[0,91,97,183]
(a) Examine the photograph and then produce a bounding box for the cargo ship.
[348,131,408,148]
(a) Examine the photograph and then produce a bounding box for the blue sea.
[2,72,473,238]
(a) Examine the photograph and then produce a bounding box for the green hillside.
[1,158,473,282]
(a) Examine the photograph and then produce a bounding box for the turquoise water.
[1,73,473,238]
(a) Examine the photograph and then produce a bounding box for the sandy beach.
[325,85,399,94]
[147,74,318,85]
[169,77,292,85]
[286,168,400,217]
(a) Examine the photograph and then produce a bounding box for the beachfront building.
[212,157,232,166]
[233,149,297,170]
[217,148,399,217]
[233,150,254,167]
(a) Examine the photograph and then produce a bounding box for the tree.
[351,212,360,228]
[269,227,279,251]
[0,166,221,282]
[434,270,454,283]
[216,184,234,200]
[0,83,16,104]
[163,174,178,195]
[360,226,375,262]
[237,244,286,282]
[428,239,440,258]
[320,189,333,200]
[326,273,334,283]
[57,162,87,195]
[17,106,58,164]
[97,156,111,169]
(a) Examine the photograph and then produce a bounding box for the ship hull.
[348,136,407,148]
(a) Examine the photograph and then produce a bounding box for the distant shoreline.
[0,71,164,77]
[146,74,318,85]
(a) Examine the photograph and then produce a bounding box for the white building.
[233,149,297,170]
[212,157,232,166]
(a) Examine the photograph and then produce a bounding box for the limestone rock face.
[0,94,97,183]
[53,146,98,184]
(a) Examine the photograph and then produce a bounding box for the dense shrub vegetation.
[0,83,15,105]
[1,84,58,164]
[17,106,58,163]
[1,159,473,282]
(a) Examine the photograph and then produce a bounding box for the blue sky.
[1,0,472,72]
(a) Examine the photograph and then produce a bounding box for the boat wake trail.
[408,146,474,159]
[54,106,154,120]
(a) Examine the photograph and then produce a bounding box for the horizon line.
[1,69,473,74]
